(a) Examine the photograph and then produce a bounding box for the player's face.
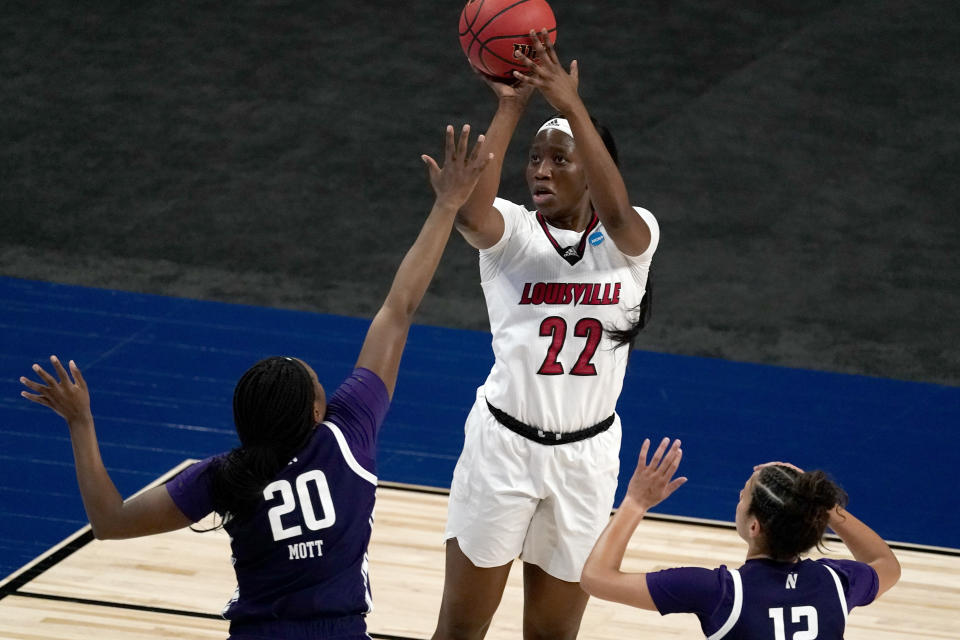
[526,129,590,221]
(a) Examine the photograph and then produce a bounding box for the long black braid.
[207,356,316,526]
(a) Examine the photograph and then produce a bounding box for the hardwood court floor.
[1,484,957,640]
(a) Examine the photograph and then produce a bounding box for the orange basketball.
[458,0,558,79]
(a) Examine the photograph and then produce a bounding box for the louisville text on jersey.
[519,282,622,306]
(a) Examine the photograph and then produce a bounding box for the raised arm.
[355,125,492,396]
[454,78,533,250]
[828,506,901,597]
[514,31,652,256]
[20,356,193,539]
[581,438,686,610]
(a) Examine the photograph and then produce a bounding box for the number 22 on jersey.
[537,316,602,376]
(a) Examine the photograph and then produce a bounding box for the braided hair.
[208,357,317,525]
[749,465,849,560]
[606,277,652,350]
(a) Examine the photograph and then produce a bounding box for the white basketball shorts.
[444,388,622,583]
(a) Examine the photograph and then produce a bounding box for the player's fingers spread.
[443,124,455,159]
[669,439,683,458]
[69,361,87,390]
[472,148,494,172]
[658,442,679,474]
[457,124,471,159]
[570,60,579,84]
[529,29,547,53]
[540,29,560,63]
[637,438,651,466]
[651,436,670,466]
[513,49,536,70]
[19,376,46,393]
[20,390,48,405]
[665,446,684,475]
[32,363,57,386]
[22,389,54,408]
[669,441,684,465]
[421,154,440,173]
[511,70,539,87]
[51,355,71,384]
[467,134,485,163]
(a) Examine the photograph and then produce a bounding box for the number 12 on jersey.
[768,606,818,640]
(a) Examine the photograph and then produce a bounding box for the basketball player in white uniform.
[432,32,659,640]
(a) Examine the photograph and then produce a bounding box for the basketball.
[458,0,558,80]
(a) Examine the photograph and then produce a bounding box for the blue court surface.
[1,276,957,579]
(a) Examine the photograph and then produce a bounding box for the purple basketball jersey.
[166,368,389,632]
[647,557,879,639]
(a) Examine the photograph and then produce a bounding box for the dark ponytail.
[607,275,652,350]
[207,357,316,525]
[587,115,652,349]
[749,465,849,560]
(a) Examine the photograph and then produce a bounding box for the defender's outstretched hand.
[581,437,686,611]
[624,438,688,511]
[21,356,192,539]
[356,124,493,397]
[422,124,494,209]
[21,356,92,427]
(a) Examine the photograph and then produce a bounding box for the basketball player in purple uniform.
[19,125,492,640]
[581,438,901,639]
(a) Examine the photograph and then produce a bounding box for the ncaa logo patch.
[589,231,604,246]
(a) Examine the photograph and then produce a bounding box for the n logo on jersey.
[785,572,798,589]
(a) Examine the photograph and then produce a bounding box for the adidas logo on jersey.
[519,282,622,306]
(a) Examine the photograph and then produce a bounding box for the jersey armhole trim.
[823,563,849,621]
[321,421,378,486]
[707,568,743,640]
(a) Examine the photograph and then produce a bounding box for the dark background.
[2,0,958,386]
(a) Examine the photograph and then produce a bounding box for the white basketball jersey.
[478,198,659,433]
